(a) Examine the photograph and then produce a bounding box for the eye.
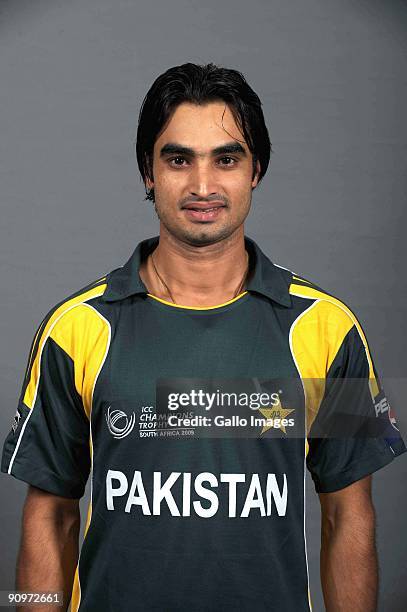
[168,156,188,166]
[218,156,237,166]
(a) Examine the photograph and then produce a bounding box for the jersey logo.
[374,393,399,432]
[105,405,136,439]
[11,408,21,433]
[257,403,295,435]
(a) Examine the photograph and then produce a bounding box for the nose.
[188,162,219,199]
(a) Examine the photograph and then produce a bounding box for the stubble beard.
[152,196,252,248]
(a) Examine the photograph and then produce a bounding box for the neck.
[139,225,252,307]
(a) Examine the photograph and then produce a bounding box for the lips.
[182,204,226,222]
[182,202,226,211]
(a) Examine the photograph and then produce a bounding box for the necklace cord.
[150,249,249,305]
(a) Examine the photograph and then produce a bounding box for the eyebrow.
[159,142,247,158]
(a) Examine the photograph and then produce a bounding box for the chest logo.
[106,405,136,439]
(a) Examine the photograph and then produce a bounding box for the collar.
[102,235,292,308]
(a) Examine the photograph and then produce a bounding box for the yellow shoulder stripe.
[290,299,354,435]
[290,283,378,394]
[23,284,108,418]
[289,284,380,436]
[292,275,312,285]
[49,302,111,418]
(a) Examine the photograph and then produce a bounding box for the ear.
[144,154,154,190]
[251,159,261,188]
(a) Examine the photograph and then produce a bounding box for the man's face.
[145,101,260,246]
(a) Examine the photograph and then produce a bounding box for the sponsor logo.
[11,408,21,433]
[374,393,399,432]
[105,405,136,439]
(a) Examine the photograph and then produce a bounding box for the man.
[2,62,405,612]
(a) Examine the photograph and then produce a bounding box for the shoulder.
[281,266,374,362]
[283,269,379,389]
[285,268,363,331]
[19,274,111,415]
[32,274,110,355]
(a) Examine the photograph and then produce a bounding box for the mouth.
[182,201,226,210]
[181,204,227,222]
[184,206,225,212]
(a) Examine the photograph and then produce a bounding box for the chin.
[181,226,235,247]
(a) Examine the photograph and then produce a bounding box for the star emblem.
[257,398,295,435]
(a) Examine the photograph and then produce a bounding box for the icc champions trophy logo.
[105,405,136,439]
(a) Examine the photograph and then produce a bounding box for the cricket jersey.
[2,234,406,612]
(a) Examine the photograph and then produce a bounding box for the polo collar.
[102,235,292,308]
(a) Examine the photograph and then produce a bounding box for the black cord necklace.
[150,250,249,304]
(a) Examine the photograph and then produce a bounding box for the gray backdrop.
[1,1,406,610]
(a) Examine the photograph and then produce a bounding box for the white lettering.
[266,473,288,516]
[106,469,128,510]
[193,473,219,517]
[153,472,181,515]
[220,473,246,517]
[125,470,151,514]
[241,474,266,517]
[105,469,288,518]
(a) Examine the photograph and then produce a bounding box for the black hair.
[135,62,272,202]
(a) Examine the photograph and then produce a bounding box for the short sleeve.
[306,322,406,493]
[1,316,91,499]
